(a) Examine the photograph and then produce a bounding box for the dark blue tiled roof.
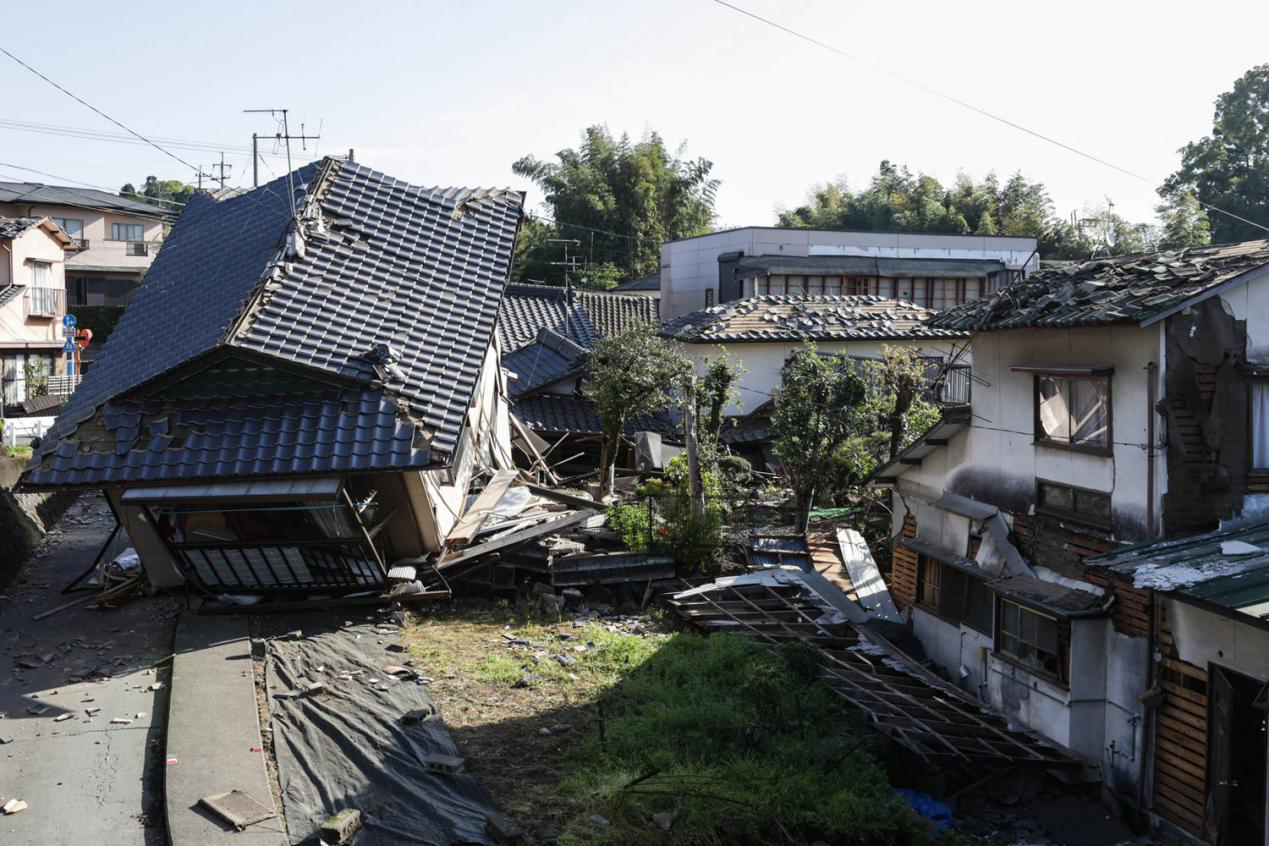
[512,393,678,439]
[23,158,522,489]
[23,389,428,487]
[497,284,597,352]
[502,328,588,399]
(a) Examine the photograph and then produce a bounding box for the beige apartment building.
[0,217,78,412]
[0,181,167,308]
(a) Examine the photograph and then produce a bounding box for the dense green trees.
[1163,64,1269,245]
[119,176,194,209]
[779,163,1107,259]
[512,126,718,287]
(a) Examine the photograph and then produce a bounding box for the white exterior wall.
[887,322,1164,779]
[1212,268,1269,365]
[660,228,1039,319]
[413,340,513,551]
[674,338,963,416]
[896,324,1166,543]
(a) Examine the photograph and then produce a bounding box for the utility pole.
[211,152,232,190]
[244,109,320,189]
[683,374,705,519]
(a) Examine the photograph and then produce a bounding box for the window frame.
[995,597,1071,686]
[51,217,84,238]
[1032,372,1113,455]
[1250,375,1269,474]
[110,221,145,242]
[27,260,52,288]
[915,553,992,635]
[1035,478,1113,530]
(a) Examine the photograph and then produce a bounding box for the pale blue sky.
[2,0,1266,229]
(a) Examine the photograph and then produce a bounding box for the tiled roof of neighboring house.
[660,295,969,343]
[720,399,774,446]
[734,254,1006,279]
[0,285,22,308]
[502,328,588,399]
[512,393,679,439]
[1086,519,1269,616]
[613,272,659,292]
[574,290,660,337]
[930,239,1269,331]
[0,181,169,216]
[0,216,41,240]
[22,158,522,488]
[497,283,597,352]
[26,390,427,487]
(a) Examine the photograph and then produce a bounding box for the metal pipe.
[1145,360,1158,538]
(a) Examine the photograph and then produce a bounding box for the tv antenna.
[243,107,320,203]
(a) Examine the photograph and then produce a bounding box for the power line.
[0,116,307,162]
[709,0,1269,235]
[0,45,202,175]
[0,160,188,208]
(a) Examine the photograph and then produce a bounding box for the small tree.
[584,325,690,498]
[23,357,48,399]
[771,342,866,532]
[696,349,742,446]
[873,345,931,460]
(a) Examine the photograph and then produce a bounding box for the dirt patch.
[403,599,669,840]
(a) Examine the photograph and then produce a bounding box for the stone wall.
[0,457,78,587]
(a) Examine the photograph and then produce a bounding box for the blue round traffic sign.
[62,313,77,329]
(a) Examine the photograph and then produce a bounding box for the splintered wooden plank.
[447,470,520,548]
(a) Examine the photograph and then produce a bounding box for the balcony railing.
[125,241,148,256]
[24,286,65,318]
[47,375,81,397]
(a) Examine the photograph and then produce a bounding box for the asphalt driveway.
[0,493,179,846]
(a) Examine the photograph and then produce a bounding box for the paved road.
[0,493,179,846]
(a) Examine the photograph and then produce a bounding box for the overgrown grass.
[558,632,921,845]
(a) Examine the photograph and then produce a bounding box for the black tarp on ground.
[261,610,496,846]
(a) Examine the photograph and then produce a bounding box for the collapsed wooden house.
[19,159,522,599]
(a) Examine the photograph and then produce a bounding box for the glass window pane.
[1071,377,1109,446]
[1040,482,1073,512]
[1075,489,1111,520]
[1037,377,1072,441]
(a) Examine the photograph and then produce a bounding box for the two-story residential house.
[658,227,1039,319]
[0,217,77,412]
[865,239,1269,843]
[0,181,167,308]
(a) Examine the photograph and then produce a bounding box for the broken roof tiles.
[659,295,969,343]
[23,158,522,488]
[931,239,1269,331]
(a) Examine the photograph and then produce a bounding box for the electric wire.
[710,0,1269,235]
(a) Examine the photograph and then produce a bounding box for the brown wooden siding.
[1151,594,1208,837]
[890,514,918,608]
[1083,571,1152,637]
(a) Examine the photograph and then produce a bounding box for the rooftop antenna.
[548,238,581,290]
[243,108,320,203]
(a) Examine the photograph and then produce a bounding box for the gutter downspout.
[1145,361,1157,538]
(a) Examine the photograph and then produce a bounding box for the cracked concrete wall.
[1160,297,1249,535]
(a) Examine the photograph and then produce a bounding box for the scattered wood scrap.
[447,469,520,547]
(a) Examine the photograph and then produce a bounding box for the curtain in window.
[1253,380,1269,469]
[1071,378,1109,446]
[1037,377,1072,441]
